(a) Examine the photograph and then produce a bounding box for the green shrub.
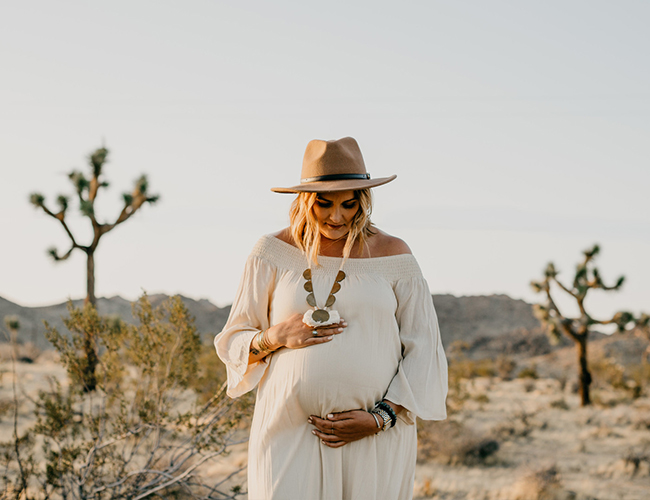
[517,365,539,379]
[1,294,249,499]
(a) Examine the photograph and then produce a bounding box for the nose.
[329,206,343,223]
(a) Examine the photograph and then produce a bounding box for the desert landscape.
[1,293,649,499]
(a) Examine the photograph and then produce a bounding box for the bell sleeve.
[384,274,448,425]
[214,253,276,398]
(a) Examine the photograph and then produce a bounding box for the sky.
[1,1,648,327]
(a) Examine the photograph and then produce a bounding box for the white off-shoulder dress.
[215,234,448,500]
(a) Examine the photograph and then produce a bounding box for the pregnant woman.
[214,137,448,500]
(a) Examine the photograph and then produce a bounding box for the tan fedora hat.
[271,137,397,193]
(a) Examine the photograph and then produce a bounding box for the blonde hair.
[289,189,375,266]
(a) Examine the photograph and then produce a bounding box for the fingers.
[301,323,345,347]
[308,415,334,433]
[324,411,356,421]
[312,428,339,441]
[303,334,335,347]
[313,326,344,337]
[312,320,347,336]
[309,411,378,442]
[313,431,347,447]
[309,413,357,437]
[311,426,348,447]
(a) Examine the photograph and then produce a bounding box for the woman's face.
[312,190,359,241]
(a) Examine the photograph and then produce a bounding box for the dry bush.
[413,477,438,498]
[517,365,538,379]
[0,295,249,499]
[496,355,517,380]
[632,415,650,430]
[591,355,650,399]
[549,398,569,410]
[0,397,12,419]
[0,342,41,364]
[447,356,498,413]
[417,418,499,466]
[493,408,539,441]
[628,362,650,397]
[590,389,628,408]
[510,465,568,500]
[623,447,650,477]
[472,393,490,404]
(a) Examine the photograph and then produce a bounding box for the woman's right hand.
[266,313,347,350]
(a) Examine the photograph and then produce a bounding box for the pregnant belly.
[266,330,401,417]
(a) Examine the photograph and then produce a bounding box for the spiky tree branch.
[530,244,649,405]
[29,146,159,302]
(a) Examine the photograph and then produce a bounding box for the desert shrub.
[511,465,565,500]
[496,355,517,380]
[623,447,650,477]
[472,393,490,404]
[632,416,650,430]
[0,294,250,499]
[447,358,496,413]
[628,363,650,397]
[591,356,626,388]
[591,356,647,399]
[417,419,499,466]
[0,341,42,364]
[517,365,538,379]
[493,409,538,441]
[0,397,13,419]
[549,398,569,410]
[191,343,229,405]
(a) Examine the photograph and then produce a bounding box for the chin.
[320,226,350,240]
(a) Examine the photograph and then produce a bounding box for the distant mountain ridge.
[1,293,547,356]
[0,294,231,349]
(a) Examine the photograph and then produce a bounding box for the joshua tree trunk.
[82,327,98,392]
[86,250,96,306]
[81,249,98,391]
[576,335,591,406]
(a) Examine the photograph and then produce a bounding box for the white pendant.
[302,309,340,327]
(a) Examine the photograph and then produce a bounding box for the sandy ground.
[2,360,649,499]
[414,377,650,500]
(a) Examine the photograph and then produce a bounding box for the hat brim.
[271,175,397,194]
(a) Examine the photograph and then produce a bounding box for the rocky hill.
[0,294,231,349]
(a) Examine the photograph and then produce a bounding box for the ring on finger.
[312,329,318,336]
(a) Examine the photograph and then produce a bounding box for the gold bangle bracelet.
[258,329,274,354]
[255,330,268,354]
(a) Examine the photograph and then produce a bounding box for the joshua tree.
[29,146,159,391]
[530,244,649,406]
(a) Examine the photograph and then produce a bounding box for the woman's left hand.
[308,410,380,448]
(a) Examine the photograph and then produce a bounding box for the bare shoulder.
[368,229,412,257]
[271,227,296,247]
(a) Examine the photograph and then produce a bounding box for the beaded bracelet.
[375,401,397,429]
